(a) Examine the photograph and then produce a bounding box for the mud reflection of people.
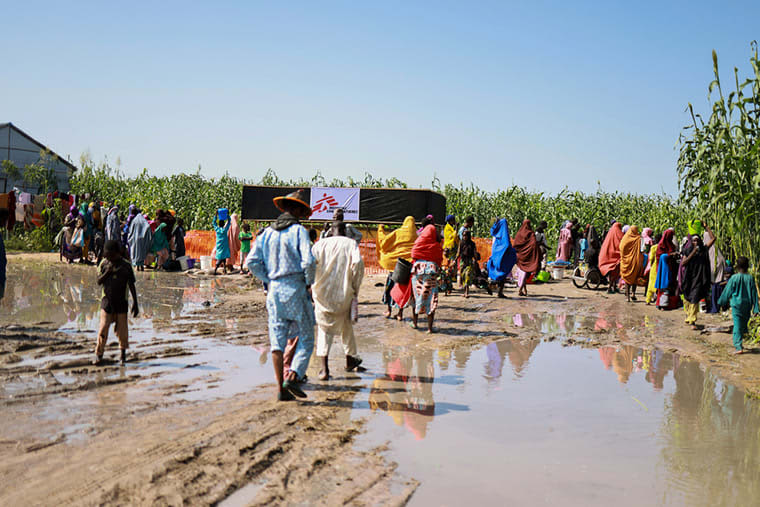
[369,350,436,440]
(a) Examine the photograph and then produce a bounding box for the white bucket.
[552,267,565,280]
[200,256,213,271]
[177,256,189,271]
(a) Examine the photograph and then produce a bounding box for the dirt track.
[1,253,759,505]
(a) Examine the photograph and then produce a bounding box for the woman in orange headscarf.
[619,225,646,302]
[599,222,624,294]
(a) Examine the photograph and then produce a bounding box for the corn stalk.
[677,42,760,285]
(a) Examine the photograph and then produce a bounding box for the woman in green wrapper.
[239,222,253,273]
[151,221,171,269]
[718,256,759,354]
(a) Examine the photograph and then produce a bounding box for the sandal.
[345,356,363,372]
[282,380,307,398]
[278,390,296,402]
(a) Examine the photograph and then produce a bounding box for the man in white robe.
[312,221,365,380]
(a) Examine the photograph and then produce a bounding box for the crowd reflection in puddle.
[511,311,636,335]
[369,350,437,440]
[0,264,222,331]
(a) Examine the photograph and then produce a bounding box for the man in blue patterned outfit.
[247,190,316,401]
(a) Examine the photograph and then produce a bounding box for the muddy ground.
[1,253,758,505]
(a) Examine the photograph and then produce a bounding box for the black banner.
[241,186,446,224]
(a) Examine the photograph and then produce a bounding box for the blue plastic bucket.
[217,208,229,221]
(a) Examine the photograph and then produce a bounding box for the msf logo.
[312,193,340,214]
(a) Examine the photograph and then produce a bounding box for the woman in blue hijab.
[488,218,517,298]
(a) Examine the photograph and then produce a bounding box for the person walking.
[247,190,316,401]
[487,218,517,298]
[679,220,715,329]
[718,256,759,354]
[213,211,232,275]
[513,219,541,297]
[95,240,139,365]
[410,223,443,333]
[312,220,365,380]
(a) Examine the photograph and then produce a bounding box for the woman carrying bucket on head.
[213,208,232,275]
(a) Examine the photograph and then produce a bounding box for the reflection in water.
[369,350,435,440]
[511,312,636,336]
[598,345,676,390]
[363,339,760,505]
[484,339,539,382]
[0,264,216,331]
[663,360,760,505]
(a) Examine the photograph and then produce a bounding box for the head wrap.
[687,219,704,237]
[487,219,517,282]
[377,217,418,271]
[657,229,676,256]
[598,222,624,276]
[513,219,540,273]
[411,224,443,265]
[641,227,654,247]
[619,226,644,285]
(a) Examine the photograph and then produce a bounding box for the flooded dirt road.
[2,254,760,505]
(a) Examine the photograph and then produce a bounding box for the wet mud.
[2,253,760,505]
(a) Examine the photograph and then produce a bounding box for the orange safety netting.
[184,230,216,260]
[183,230,494,275]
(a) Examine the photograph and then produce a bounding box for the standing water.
[2,262,760,505]
[350,332,760,506]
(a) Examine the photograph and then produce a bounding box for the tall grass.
[677,42,760,283]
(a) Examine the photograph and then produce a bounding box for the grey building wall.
[0,123,76,194]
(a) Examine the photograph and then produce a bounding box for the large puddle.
[349,337,760,506]
[3,262,760,505]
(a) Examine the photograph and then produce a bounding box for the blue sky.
[3,1,758,195]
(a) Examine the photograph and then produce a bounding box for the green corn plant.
[677,42,760,287]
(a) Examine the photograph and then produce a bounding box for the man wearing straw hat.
[247,190,316,401]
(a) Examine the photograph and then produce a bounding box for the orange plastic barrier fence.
[474,238,493,264]
[185,230,216,260]
[183,230,494,275]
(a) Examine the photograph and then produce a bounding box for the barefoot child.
[239,222,253,273]
[458,230,479,298]
[718,256,759,355]
[213,211,231,275]
[95,240,139,365]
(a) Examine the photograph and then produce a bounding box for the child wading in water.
[239,222,253,274]
[718,256,759,355]
[95,240,139,365]
[213,211,231,275]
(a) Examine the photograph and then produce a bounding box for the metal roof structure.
[0,122,77,192]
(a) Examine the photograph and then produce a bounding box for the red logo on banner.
[312,193,340,214]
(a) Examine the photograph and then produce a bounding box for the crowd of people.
[58,201,190,271]
[238,191,758,401]
[579,218,758,353]
[2,191,758,399]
